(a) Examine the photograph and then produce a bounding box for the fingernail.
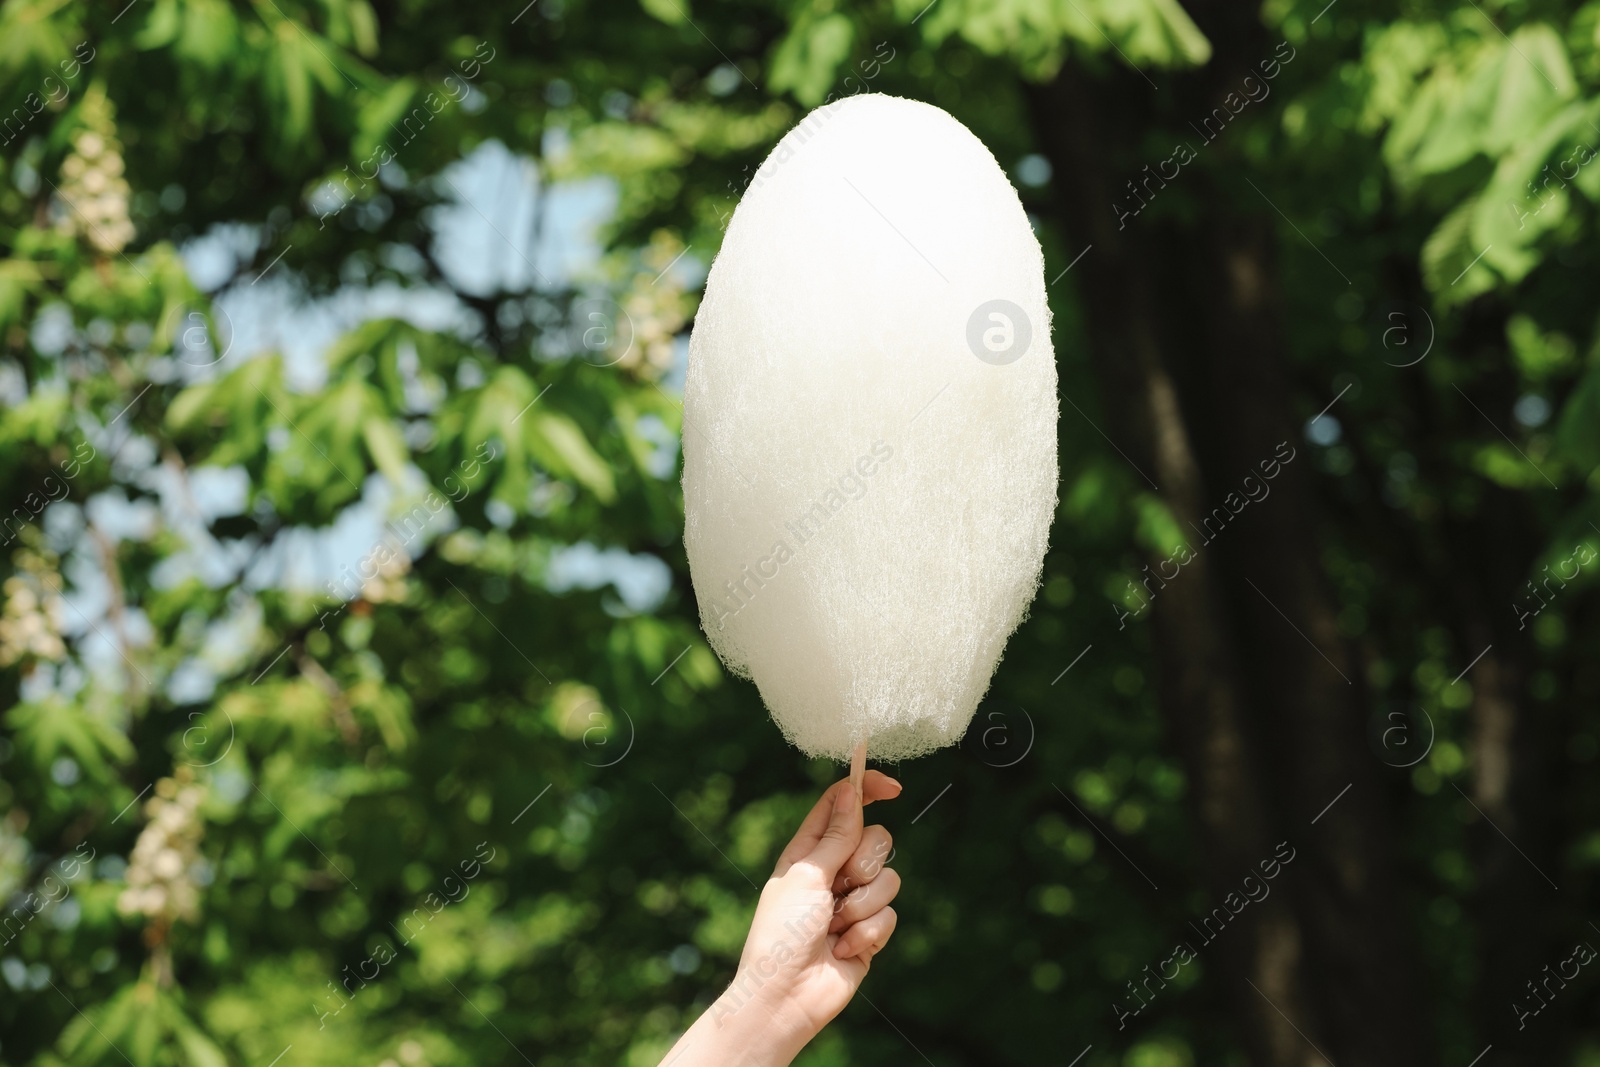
[835,785,856,813]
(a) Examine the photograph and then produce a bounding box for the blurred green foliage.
[1,0,1599,1065]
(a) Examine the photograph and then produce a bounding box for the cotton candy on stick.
[683,94,1058,792]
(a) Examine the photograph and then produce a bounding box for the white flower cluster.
[0,551,67,668]
[614,232,692,379]
[117,772,206,925]
[55,95,135,255]
[378,1039,431,1067]
[360,545,412,603]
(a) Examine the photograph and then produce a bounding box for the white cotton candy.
[682,93,1058,763]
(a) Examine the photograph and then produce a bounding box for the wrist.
[696,979,816,1067]
[662,975,817,1067]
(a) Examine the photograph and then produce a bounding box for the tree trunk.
[1024,60,1323,1067]
[1438,326,1567,1063]
[1024,6,1437,1060]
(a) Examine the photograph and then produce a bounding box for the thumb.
[802,781,863,880]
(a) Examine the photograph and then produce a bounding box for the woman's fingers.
[859,770,902,805]
[830,868,901,933]
[773,772,901,878]
[831,824,893,894]
[832,905,898,961]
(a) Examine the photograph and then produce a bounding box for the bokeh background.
[2,0,1599,1064]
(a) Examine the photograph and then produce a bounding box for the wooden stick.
[849,740,867,805]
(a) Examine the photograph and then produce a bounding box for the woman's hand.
[733,770,903,1035]
[660,771,903,1067]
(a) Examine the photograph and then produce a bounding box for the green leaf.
[1421,198,1493,303]
[1556,362,1600,469]
[1132,491,1187,557]
[362,413,410,486]
[174,1020,230,1067]
[639,0,689,26]
[133,0,183,49]
[7,699,136,782]
[176,0,240,70]
[768,12,855,106]
[1484,24,1575,154]
[528,410,617,504]
[1406,48,1501,177]
[918,0,1207,79]
[355,78,417,160]
[265,24,315,148]
[348,0,380,56]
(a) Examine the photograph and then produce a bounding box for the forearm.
[661,775,902,1067]
[660,984,814,1067]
